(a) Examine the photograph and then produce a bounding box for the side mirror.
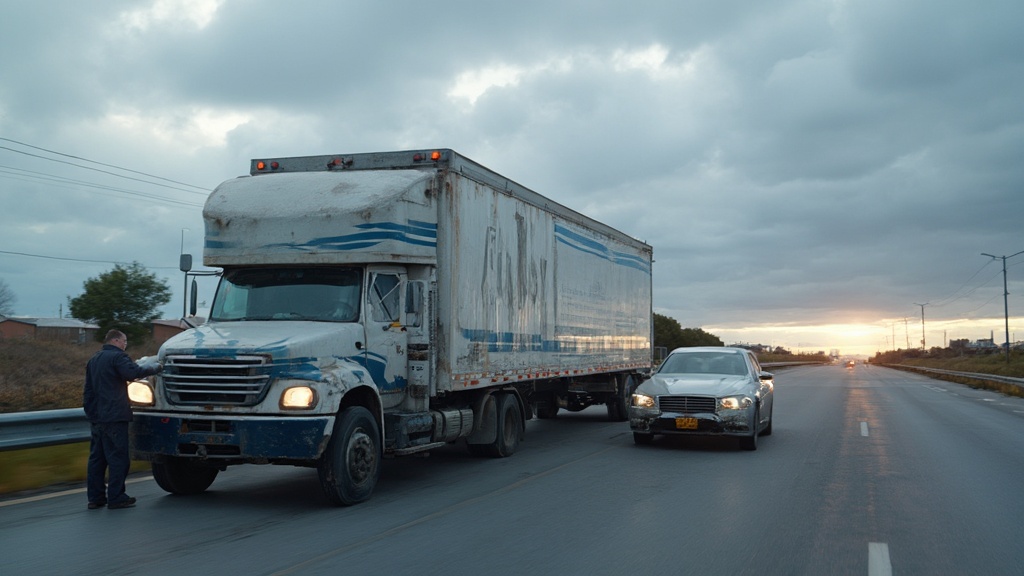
[179,254,193,272]
[189,278,198,316]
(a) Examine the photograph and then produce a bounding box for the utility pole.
[981,249,1024,364]
[914,302,928,350]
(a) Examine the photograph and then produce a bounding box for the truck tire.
[470,392,522,458]
[151,457,219,495]
[607,374,634,422]
[492,392,522,457]
[535,392,559,419]
[318,406,381,506]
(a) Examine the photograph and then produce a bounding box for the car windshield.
[210,267,362,322]
[658,351,749,376]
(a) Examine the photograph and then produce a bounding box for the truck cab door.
[363,267,408,405]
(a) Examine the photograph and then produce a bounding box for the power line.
[0,137,210,193]
[928,261,1001,308]
[0,249,180,271]
[0,166,205,208]
[0,143,210,197]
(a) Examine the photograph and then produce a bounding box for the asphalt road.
[2,364,1023,575]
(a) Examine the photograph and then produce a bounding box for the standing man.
[83,329,161,510]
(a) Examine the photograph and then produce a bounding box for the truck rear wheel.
[492,393,522,457]
[535,392,559,419]
[469,392,522,458]
[607,374,634,422]
[151,457,219,495]
[318,406,381,506]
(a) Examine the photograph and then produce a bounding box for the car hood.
[638,373,753,397]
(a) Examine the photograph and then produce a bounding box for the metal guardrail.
[0,408,89,452]
[761,361,826,368]
[890,365,1024,390]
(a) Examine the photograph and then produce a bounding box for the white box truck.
[130,149,652,505]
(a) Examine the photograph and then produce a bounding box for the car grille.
[658,395,717,414]
[163,355,272,406]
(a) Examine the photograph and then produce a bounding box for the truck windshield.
[210,267,363,322]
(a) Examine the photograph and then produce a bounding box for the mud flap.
[466,394,497,445]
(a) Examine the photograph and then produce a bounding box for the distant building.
[0,317,100,344]
[151,317,205,346]
[967,338,998,350]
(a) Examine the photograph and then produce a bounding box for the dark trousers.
[87,422,131,504]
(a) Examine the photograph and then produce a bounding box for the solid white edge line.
[860,421,869,437]
[868,542,892,576]
[0,476,151,508]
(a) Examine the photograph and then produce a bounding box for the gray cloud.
[1,0,1021,353]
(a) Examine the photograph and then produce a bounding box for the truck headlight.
[128,380,154,406]
[280,386,318,409]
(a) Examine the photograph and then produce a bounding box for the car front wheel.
[633,432,654,445]
[740,408,759,451]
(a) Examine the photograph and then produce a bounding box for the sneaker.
[87,501,106,510]
[108,497,137,509]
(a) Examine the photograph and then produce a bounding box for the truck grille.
[658,395,717,414]
[163,355,272,406]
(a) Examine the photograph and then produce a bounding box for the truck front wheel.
[151,457,219,495]
[318,406,381,506]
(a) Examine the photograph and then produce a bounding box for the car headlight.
[127,380,154,406]
[280,386,318,409]
[632,393,656,409]
[719,395,752,411]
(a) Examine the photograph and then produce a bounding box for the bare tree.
[0,279,15,316]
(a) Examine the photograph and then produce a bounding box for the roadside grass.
[880,352,1024,398]
[899,353,1024,378]
[757,352,830,365]
[0,339,160,413]
[0,443,149,496]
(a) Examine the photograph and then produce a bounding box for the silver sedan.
[629,346,774,450]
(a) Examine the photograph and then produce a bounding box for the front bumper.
[629,408,753,437]
[130,412,333,463]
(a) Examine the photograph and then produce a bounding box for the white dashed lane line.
[869,542,893,576]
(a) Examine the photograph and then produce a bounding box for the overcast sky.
[1,0,1022,355]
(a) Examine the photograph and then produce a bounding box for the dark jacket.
[83,344,160,423]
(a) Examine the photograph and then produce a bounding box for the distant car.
[846,360,855,369]
[629,346,774,450]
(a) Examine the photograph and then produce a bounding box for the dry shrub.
[0,339,158,413]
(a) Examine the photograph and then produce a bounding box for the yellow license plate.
[675,417,698,430]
